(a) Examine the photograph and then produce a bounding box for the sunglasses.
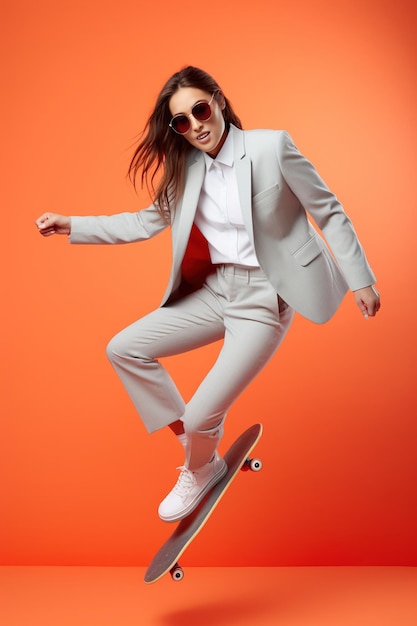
[169,93,216,135]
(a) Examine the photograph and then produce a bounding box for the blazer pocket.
[292,236,323,266]
[252,183,280,204]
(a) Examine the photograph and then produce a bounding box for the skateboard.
[144,423,263,584]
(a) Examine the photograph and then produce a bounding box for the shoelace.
[173,466,197,499]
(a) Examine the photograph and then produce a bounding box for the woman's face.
[169,87,227,158]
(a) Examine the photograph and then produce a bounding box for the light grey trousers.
[106,264,294,469]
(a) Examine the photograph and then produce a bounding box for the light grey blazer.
[70,125,376,324]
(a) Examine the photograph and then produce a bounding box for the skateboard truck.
[241,456,262,472]
[170,563,185,581]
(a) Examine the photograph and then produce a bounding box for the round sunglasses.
[169,93,216,135]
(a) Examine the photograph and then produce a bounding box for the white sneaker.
[158,452,227,523]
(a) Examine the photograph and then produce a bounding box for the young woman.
[36,66,380,523]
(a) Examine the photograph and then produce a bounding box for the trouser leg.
[183,268,294,469]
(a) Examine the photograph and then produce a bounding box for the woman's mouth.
[197,131,210,141]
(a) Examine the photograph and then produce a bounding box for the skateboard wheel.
[170,564,184,581]
[249,458,262,472]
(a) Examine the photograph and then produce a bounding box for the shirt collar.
[203,127,234,170]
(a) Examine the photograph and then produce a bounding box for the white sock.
[177,433,188,449]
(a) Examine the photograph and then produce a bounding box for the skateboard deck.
[144,423,263,584]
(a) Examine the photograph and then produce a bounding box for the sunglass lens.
[172,115,190,134]
[192,102,211,121]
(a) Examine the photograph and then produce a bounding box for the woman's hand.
[35,213,71,237]
[354,285,381,319]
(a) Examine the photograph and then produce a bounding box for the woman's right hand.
[35,213,71,237]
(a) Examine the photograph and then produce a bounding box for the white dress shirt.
[194,129,259,267]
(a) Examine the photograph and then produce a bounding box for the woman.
[36,66,380,523]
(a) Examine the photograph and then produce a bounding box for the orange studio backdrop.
[1,0,416,567]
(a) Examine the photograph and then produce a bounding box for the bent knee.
[106,333,124,363]
[106,330,154,363]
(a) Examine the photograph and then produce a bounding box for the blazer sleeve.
[69,204,169,244]
[276,131,376,291]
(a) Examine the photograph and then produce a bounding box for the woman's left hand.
[354,285,381,319]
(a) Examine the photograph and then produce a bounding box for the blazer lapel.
[233,127,254,248]
[172,152,206,274]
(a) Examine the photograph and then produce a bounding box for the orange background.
[1,0,416,567]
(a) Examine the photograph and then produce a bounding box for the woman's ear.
[216,91,226,111]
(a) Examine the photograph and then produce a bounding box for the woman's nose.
[189,115,203,131]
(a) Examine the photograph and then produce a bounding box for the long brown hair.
[128,66,243,222]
